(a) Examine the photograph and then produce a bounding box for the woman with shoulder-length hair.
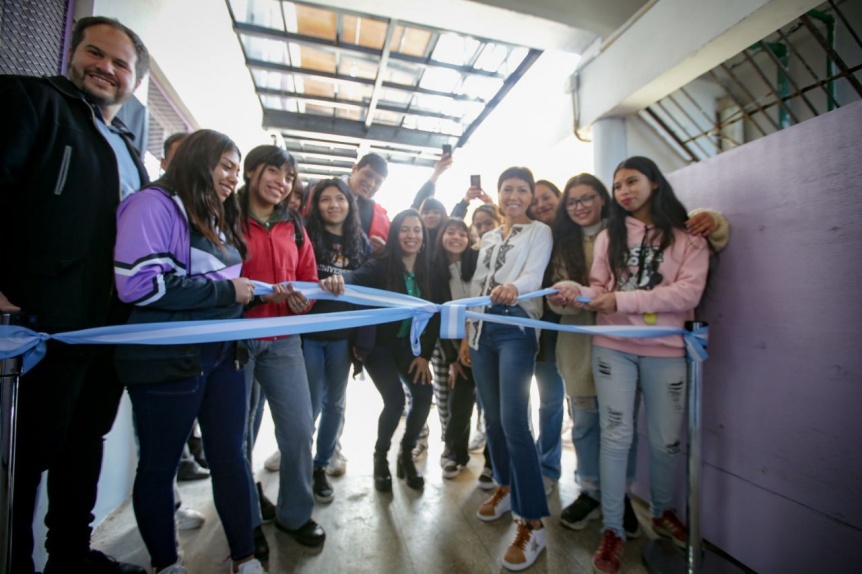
[466,166,553,572]
[114,129,265,574]
[319,208,439,493]
[237,145,324,556]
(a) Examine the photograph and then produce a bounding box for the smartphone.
[442,144,452,155]
[470,174,481,188]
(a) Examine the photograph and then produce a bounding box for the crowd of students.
[106,125,730,574]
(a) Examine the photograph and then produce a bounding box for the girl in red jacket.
[238,146,324,557]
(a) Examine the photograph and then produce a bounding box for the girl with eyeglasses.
[555,157,714,574]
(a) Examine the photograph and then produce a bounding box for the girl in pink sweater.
[559,157,709,574]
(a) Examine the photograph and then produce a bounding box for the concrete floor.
[92,373,659,573]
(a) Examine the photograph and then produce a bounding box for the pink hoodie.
[582,216,709,358]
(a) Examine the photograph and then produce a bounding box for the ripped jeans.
[592,345,687,538]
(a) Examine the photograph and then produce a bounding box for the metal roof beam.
[264,109,452,149]
[256,87,462,121]
[248,59,488,103]
[365,19,397,128]
[235,22,505,79]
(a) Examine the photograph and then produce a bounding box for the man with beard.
[0,16,149,574]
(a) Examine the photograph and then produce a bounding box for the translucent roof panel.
[231,1,542,170]
[430,33,481,66]
[230,0,285,30]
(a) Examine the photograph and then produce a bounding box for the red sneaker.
[592,529,624,574]
[652,509,687,549]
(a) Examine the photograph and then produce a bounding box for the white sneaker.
[468,430,486,453]
[175,505,205,531]
[411,439,428,461]
[263,450,281,472]
[154,560,187,574]
[233,558,267,573]
[438,446,451,468]
[477,487,511,522]
[326,442,347,477]
[502,520,546,571]
[543,475,557,496]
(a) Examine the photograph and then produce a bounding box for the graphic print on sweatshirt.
[618,245,664,292]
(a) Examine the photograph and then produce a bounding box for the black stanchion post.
[642,321,742,574]
[686,321,705,573]
[0,312,22,574]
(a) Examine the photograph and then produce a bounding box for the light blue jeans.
[470,305,549,520]
[570,394,638,499]
[534,328,564,481]
[592,345,687,538]
[244,336,314,529]
[302,336,352,469]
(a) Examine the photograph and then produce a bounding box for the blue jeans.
[534,331,564,481]
[302,336,352,469]
[570,395,638,499]
[593,346,687,538]
[128,343,253,568]
[470,305,549,520]
[245,336,314,529]
[363,337,434,454]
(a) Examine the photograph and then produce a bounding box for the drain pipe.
[807,9,837,111]
[571,0,659,142]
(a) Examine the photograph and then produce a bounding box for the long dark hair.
[547,173,611,285]
[432,218,478,283]
[379,209,430,297]
[306,178,371,270]
[607,156,689,288]
[155,129,246,258]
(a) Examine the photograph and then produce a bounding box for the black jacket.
[0,75,149,333]
[344,258,441,360]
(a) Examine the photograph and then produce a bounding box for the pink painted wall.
[634,100,862,572]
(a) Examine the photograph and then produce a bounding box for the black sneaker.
[624,496,641,538]
[477,466,495,490]
[257,481,276,523]
[253,525,270,560]
[560,493,601,531]
[313,467,334,503]
[276,518,326,548]
[441,459,461,479]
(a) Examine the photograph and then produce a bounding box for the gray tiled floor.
[93,374,656,573]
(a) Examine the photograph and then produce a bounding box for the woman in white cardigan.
[462,166,552,571]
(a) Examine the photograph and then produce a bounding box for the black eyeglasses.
[565,194,598,210]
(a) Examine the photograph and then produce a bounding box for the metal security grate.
[639,0,861,163]
[0,0,69,76]
[146,76,194,161]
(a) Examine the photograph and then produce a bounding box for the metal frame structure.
[226,0,542,178]
[639,0,861,164]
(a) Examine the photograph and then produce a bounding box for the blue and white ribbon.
[0,283,707,374]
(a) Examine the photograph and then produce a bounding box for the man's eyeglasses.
[565,194,598,210]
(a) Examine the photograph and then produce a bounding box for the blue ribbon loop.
[1,283,708,374]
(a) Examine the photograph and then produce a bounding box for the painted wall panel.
[657,99,862,571]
